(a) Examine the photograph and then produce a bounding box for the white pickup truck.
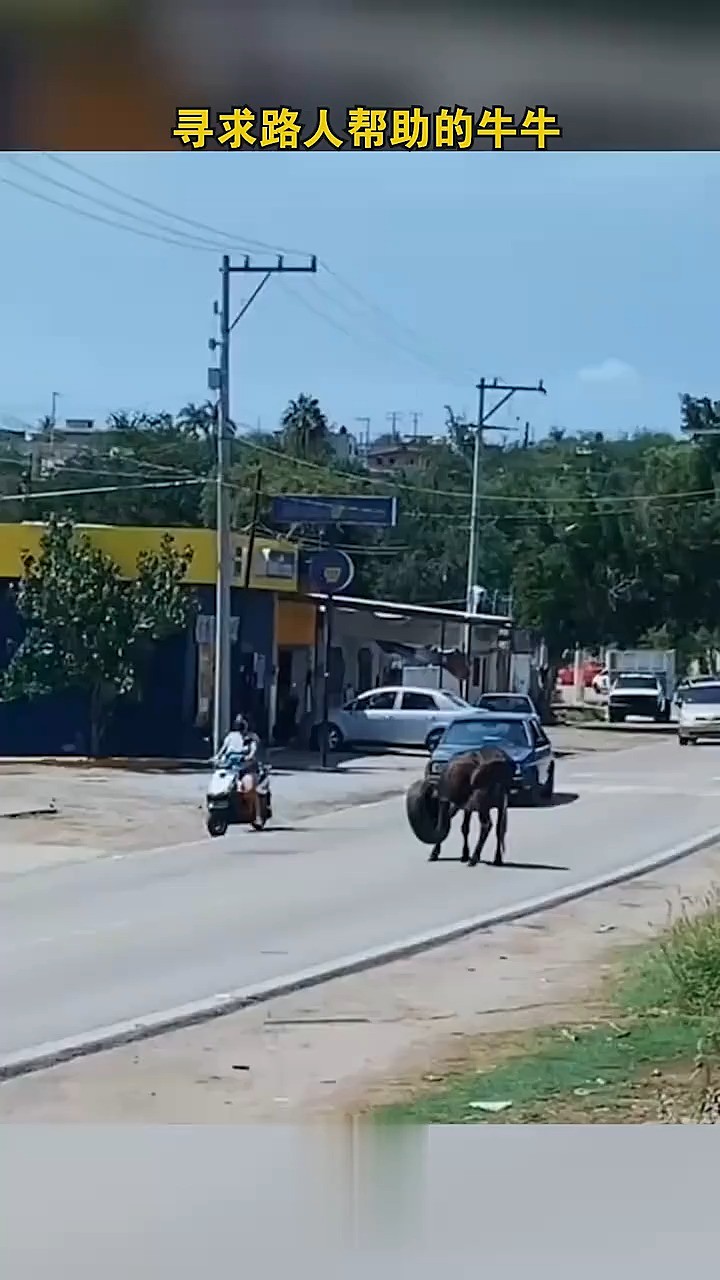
[607,671,672,723]
[605,648,675,724]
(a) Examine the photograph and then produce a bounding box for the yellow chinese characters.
[172,106,563,151]
[303,109,344,149]
[518,107,562,150]
[217,107,256,149]
[172,109,214,150]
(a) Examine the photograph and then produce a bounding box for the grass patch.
[376,889,720,1124]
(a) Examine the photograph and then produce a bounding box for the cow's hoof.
[468,856,480,867]
[428,850,440,862]
[492,856,504,867]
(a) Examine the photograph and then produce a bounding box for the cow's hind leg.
[429,798,454,862]
[493,791,509,866]
[468,805,492,867]
[460,809,471,862]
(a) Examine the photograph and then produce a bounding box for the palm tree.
[177,401,217,440]
[280,394,330,458]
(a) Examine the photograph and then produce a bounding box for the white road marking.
[0,919,131,957]
[566,783,720,797]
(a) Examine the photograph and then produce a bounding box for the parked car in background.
[474,691,538,717]
[310,685,471,752]
[607,672,671,723]
[557,659,604,688]
[426,712,555,804]
[677,681,720,745]
[591,669,610,697]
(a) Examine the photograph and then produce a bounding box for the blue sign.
[270,494,398,529]
[307,549,355,596]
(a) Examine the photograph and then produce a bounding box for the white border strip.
[3,823,720,1082]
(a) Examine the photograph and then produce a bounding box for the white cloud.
[577,358,639,385]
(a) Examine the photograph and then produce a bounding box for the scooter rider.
[217,714,271,812]
[218,714,258,767]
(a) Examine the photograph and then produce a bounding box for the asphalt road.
[1,735,719,1059]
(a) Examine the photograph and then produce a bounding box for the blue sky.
[0,151,716,442]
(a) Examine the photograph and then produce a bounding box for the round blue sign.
[307,548,355,595]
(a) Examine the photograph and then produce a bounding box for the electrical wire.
[38,153,477,385]
[42,152,313,258]
[231,432,719,507]
[317,261,479,386]
[0,478,204,504]
[4,157,229,253]
[0,176,218,254]
[284,279,470,389]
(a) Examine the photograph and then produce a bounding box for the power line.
[40,154,475,386]
[5,431,711,514]
[310,275,471,387]
[318,262,479,385]
[0,478,204,504]
[231,430,718,507]
[42,152,312,258]
[0,176,217,254]
[5,157,228,253]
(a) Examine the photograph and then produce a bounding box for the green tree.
[177,400,217,439]
[1,516,195,756]
[280,394,330,459]
[22,409,215,529]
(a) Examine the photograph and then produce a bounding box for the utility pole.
[355,416,371,454]
[210,252,317,755]
[49,391,60,455]
[463,376,546,696]
[410,411,422,438]
[386,411,403,439]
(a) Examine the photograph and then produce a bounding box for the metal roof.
[302,592,511,627]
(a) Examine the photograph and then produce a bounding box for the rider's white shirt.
[220,731,258,761]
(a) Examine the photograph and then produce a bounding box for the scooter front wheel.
[207,814,228,837]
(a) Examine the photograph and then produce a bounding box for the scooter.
[206,753,273,837]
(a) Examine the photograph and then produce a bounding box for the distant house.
[327,425,359,463]
[7,419,121,478]
[365,436,434,474]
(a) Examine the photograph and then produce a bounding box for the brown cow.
[429,745,515,866]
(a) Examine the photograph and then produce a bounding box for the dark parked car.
[474,692,538,717]
[425,711,555,805]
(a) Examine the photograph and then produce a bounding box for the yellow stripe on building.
[0,524,299,593]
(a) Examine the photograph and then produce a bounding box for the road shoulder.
[2,837,719,1122]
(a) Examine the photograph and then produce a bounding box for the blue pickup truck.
[425,711,555,805]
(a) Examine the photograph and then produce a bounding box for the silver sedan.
[312,685,471,751]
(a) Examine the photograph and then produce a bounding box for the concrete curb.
[0,748,336,772]
[0,757,212,772]
[0,805,58,820]
[3,823,720,1083]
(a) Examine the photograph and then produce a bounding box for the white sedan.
[677,680,720,745]
[311,685,471,751]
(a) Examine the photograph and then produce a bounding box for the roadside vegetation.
[376,891,720,1124]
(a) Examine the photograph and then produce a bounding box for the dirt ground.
[2,829,717,1123]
